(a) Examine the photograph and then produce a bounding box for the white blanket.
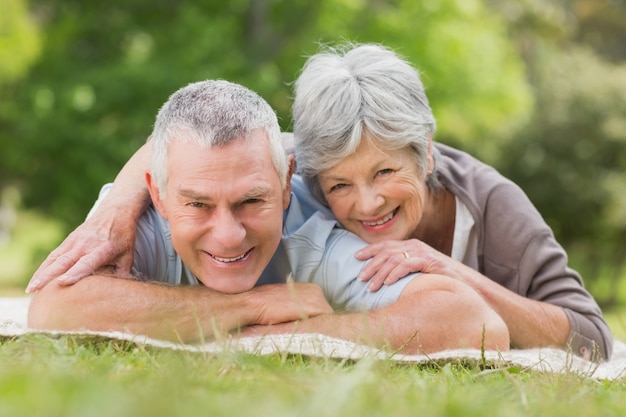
[2,297,625,380]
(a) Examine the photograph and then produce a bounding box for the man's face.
[148,131,291,293]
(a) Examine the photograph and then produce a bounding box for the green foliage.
[0,0,531,233]
[496,46,626,304]
[2,334,626,417]
[1,0,625,293]
[574,0,626,63]
[0,0,41,85]
[283,0,534,156]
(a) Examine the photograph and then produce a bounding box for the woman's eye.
[376,168,394,177]
[330,183,347,192]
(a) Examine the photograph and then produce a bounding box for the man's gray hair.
[151,80,287,195]
[292,43,440,206]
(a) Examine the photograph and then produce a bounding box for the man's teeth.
[362,211,395,226]
[213,253,247,263]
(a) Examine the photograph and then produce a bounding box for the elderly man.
[28,80,510,354]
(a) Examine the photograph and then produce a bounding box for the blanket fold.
[2,297,624,380]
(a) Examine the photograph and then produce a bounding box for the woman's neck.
[411,187,456,256]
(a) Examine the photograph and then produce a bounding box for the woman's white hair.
[151,80,287,196]
[292,43,440,206]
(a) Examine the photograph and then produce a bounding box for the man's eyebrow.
[240,185,272,200]
[176,185,273,202]
[177,188,211,200]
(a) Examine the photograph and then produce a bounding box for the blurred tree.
[0,0,41,187]
[573,0,626,63]
[0,0,40,85]
[2,0,530,236]
[3,0,625,298]
[492,3,626,306]
[285,0,534,161]
[1,0,316,231]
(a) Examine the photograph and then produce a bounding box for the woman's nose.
[355,185,385,216]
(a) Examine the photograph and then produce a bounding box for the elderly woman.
[290,43,611,360]
[27,43,610,360]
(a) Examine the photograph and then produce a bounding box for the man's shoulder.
[133,205,195,285]
[284,174,333,234]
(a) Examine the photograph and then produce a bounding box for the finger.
[55,257,100,285]
[56,245,125,285]
[383,264,413,286]
[368,252,419,291]
[385,256,427,284]
[366,275,386,292]
[357,254,390,282]
[366,258,400,292]
[355,241,396,260]
[26,249,85,293]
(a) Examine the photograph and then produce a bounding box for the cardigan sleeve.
[481,182,612,361]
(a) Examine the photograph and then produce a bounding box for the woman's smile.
[320,139,427,243]
[360,207,399,228]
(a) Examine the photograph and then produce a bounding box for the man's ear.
[146,172,167,220]
[282,155,295,209]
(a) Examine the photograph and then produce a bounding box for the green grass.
[0,334,625,417]
[2,211,626,416]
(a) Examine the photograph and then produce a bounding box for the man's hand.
[26,210,137,293]
[247,281,333,325]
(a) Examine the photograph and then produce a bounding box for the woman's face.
[318,139,429,243]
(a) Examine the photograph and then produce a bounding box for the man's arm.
[241,274,511,355]
[28,275,333,343]
[26,140,154,292]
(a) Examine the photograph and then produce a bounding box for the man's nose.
[355,185,385,216]
[209,208,246,248]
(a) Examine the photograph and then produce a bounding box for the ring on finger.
[402,251,410,260]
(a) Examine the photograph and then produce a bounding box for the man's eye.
[243,198,262,204]
[189,202,206,208]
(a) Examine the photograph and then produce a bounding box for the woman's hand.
[27,140,153,293]
[26,208,137,293]
[355,239,456,292]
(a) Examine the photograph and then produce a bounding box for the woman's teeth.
[362,210,395,226]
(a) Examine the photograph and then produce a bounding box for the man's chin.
[196,275,258,294]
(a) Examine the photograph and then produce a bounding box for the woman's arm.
[26,139,154,292]
[355,183,612,360]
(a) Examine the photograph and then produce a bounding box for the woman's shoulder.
[435,143,549,244]
[435,143,521,211]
